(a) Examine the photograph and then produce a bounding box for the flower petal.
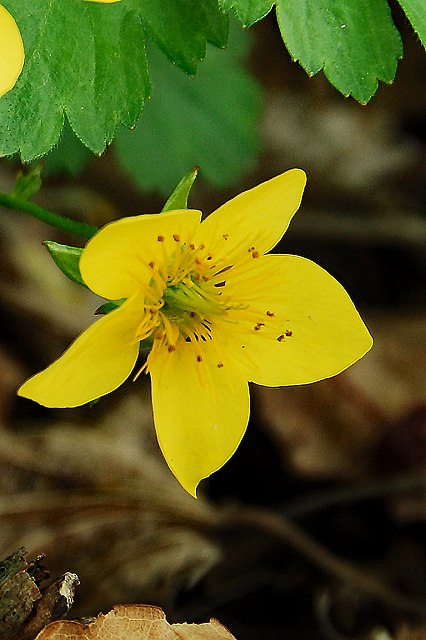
[0,5,25,97]
[224,254,373,386]
[197,169,306,260]
[18,297,143,407]
[80,209,202,299]
[149,340,250,497]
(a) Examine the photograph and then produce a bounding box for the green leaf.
[139,0,229,74]
[276,0,403,103]
[12,166,42,200]
[43,241,87,288]
[0,0,228,161]
[95,299,126,315]
[218,0,274,27]
[397,0,426,49]
[162,167,199,212]
[114,24,262,195]
[43,121,92,178]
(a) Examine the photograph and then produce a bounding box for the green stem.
[0,192,98,239]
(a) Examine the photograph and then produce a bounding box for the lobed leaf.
[276,0,403,103]
[397,0,426,49]
[0,0,228,161]
[218,0,274,27]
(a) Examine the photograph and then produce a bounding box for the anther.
[207,254,213,260]
[196,355,203,362]
[251,250,260,259]
[189,311,196,317]
[223,234,229,240]
[199,244,205,250]
[189,243,195,250]
[217,362,224,368]
[277,334,285,342]
[285,329,293,337]
[157,235,164,242]
[173,234,180,242]
[148,261,155,268]
[266,310,275,317]
[168,345,176,352]
[254,323,265,331]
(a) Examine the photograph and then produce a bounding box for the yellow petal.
[224,254,373,386]
[197,169,306,260]
[80,210,202,299]
[0,5,24,97]
[149,339,250,497]
[18,297,143,407]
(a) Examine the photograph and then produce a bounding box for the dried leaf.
[35,604,236,639]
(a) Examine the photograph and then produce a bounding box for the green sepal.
[95,299,127,315]
[162,167,199,212]
[12,166,42,201]
[43,241,87,288]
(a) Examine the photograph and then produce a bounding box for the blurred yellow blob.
[0,4,24,97]
[85,0,122,3]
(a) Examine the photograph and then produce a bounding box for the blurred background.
[0,9,425,640]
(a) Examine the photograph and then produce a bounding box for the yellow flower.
[0,4,24,97]
[18,170,372,496]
